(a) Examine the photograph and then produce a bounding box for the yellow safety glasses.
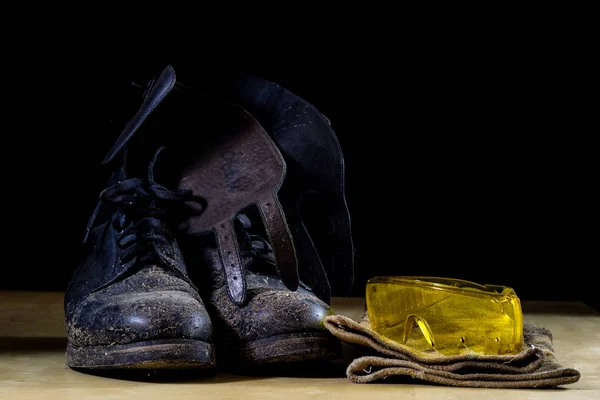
[366,276,523,356]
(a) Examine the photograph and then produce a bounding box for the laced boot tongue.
[234,212,313,292]
[129,215,174,266]
[120,148,193,273]
[87,147,201,292]
[112,186,185,280]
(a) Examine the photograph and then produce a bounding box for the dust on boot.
[179,212,341,367]
[64,68,215,370]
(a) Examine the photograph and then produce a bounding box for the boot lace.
[234,213,275,266]
[234,213,310,291]
[84,147,202,275]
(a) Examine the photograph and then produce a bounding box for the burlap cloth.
[324,313,580,388]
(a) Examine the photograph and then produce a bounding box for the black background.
[3,38,595,308]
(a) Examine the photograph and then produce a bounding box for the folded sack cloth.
[324,313,580,388]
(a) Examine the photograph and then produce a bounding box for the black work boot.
[64,68,214,370]
[195,72,354,304]
[179,212,341,367]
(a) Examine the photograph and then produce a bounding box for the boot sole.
[66,339,215,369]
[237,332,341,365]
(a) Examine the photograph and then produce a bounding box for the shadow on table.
[227,360,347,378]
[67,361,347,383]
[0,336,348,383]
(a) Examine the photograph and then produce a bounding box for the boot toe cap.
[229,288,334,342]
[67,290,213,347]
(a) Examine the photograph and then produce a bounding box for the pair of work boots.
[64,65,354,371]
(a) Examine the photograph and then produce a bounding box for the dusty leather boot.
[178,212,341,367]
[64,70,214,370]
[194,72,354,304]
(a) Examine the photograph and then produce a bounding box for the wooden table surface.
[0,291,598,399]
